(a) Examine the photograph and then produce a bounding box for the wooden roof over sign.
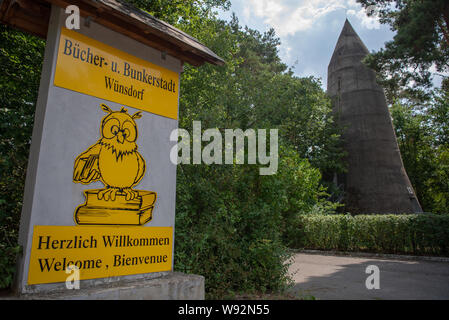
[0,0,225,67]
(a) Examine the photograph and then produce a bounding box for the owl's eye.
[123,128,130,139]
[102,118,120,139]
[111,125,119,135]
[122,120,137,142]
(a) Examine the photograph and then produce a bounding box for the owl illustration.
[73,103,145,201]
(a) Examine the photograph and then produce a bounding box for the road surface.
[288,252,449,300]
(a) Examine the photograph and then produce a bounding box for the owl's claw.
[97,188,138,201]
[97,188,118,201]
[123,188,139,201]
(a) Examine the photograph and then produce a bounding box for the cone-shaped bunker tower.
[327,19,422,213]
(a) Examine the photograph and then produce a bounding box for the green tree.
[390,93,449,214]
[0,25,45,288]
[430,88,449,145]
[358,0,449,102]
[426,89,449,213]
[390,101,435,211]
[123,0,230,25]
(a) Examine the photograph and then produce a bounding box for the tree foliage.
[0,25,45,288]
[123,0,230,25]
[358,0,449,102]
[390,90,449,214]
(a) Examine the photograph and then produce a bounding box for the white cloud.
[246,0,346,36]
[243,5,251,21]
[347,9,356,15]
[346,7,380,29]
[279,45,294,63]
[243,0,381,36]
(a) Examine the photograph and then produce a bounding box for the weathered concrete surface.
[288,253,449,300]
[327,19,422,213]
[5,272,204,300]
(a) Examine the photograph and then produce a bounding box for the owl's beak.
[117,131,125,144]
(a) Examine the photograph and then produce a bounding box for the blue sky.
[216,0,395,89]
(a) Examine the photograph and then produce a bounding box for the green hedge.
[291,214,449,256]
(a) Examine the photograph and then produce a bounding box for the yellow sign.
[28,225,173,285]
[73,103,156,226]
[54,28,179,120]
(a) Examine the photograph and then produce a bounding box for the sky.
[216,0,395,89]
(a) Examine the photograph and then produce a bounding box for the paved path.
[288,253,449,300]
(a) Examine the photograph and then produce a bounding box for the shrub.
[172,145,337,298]
[292,214,449,256]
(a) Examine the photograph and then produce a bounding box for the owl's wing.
[73,143,102,184]
[133,151,146,186]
